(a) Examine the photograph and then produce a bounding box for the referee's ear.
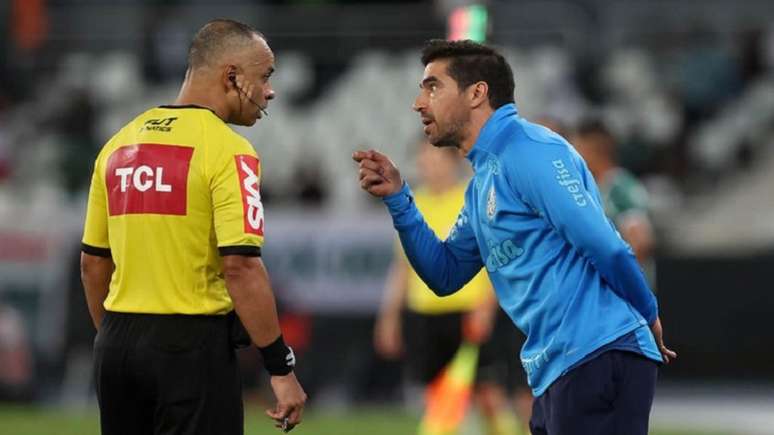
[224,65,239,92]
[220,65,241,123]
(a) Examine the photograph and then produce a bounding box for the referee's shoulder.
[101,107,157,147]
[232,133,257,156]
[94,120,136,161]
[207,118,257,156]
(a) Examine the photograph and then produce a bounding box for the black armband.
[82,243,111,258]
[218,245,261,257]
[259,335,295,376]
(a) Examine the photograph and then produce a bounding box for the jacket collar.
[466,103,518,165]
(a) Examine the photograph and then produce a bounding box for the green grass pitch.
[0,405,725,435]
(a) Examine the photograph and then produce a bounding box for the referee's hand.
[267,372,307,432]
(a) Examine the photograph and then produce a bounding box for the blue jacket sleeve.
[382,182,484,296]
[511,143,658,324]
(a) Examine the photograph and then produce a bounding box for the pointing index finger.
[352,150,370,162]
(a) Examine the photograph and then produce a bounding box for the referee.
[80,19,306,434]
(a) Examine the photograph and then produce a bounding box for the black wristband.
[258,335,295,376]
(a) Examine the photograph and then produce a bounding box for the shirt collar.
[466,103,518,164]
[158,104,219,117]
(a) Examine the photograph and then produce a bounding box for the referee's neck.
[174,72,230,122]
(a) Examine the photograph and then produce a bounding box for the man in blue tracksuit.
[354,39,676,435]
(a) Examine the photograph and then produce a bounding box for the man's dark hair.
[421,39,515,110]
[187,19,264,69]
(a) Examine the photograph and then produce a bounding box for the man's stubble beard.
[431,110,469,149]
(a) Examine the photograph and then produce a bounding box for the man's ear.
[469,81,489,109]
[224,65,239,90]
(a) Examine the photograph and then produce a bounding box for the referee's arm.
[222,254,307,428]
[81,252,114,330]
[222,255,281,347]
[81,152,113,331]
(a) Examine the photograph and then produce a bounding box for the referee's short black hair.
[187,19,264,69]
[421,39,515,110]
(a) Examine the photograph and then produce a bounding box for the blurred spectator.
[10,0,47,54]
[0,302,33,401]
[140,2,189,84]
[54,88,99,196]
[738,28,766,83]
[764,24,774,72]
[671,27,742,125]
[2,0,48,105]
[0,119,11,182]
[0,1,10,111]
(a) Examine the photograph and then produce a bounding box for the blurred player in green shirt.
[571,119,656,283]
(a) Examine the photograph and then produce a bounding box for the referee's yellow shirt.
[405,184,492,314]
[82,105,264,315]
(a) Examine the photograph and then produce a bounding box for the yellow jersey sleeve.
[82,150,111,256]
[210,138,265,255]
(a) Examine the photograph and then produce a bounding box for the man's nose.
[412,95,425,112]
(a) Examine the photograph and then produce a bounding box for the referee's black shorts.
[402,308,526,389]
[94,311,244,435]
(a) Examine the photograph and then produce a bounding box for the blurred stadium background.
[1,0,774,434]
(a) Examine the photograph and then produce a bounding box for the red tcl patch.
[106,144,194,216]
[234,154,264,236]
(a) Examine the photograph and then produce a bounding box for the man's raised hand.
[352,150,403,197]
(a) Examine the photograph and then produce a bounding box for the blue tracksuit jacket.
[383,103,662,396]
